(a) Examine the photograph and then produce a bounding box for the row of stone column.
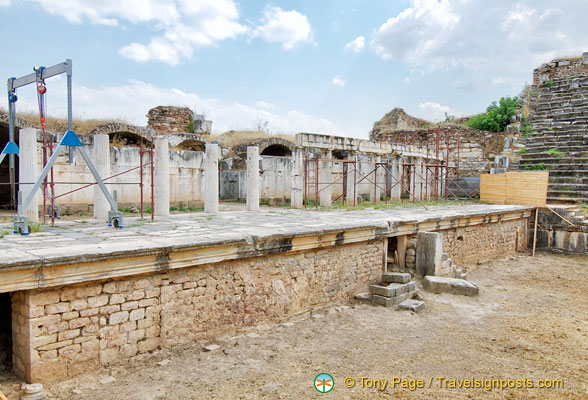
[17,132,264,223]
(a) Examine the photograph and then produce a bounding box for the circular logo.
[314,373,334,393]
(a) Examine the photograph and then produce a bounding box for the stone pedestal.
[204,143,219,214]
[154,137,170,216]
[19,128,39,223]
[93,134,110,220]
[246,146,260,211]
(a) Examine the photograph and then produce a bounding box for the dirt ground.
[1,251,587,399]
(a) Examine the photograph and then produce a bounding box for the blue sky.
[1,0,587,138]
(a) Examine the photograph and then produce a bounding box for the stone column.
[390,157,401,201]
[19,128,39,222]
[290,149,303,208]
[93,134,110,220]
[345,154,357,206]
[204,143,219,214]
[246,146,260,211]
[319,151,332,207]
[153,136,170,216]
[374,156,382,203]
[415,158,423,201]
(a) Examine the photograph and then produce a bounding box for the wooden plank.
[480,172,548,207]
[506,171,549,207]
[480,174,507,204]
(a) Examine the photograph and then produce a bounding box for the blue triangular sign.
[61,130,82,147]
[1,141,19,155]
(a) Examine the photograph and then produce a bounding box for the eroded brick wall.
[12,240,384,383]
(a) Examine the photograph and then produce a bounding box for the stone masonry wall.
[11,240,384,383]
[533,54,588,86]
[403,218,527,272]
[147,106,193,134]
[370,125,504,176]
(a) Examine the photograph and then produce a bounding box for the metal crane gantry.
[7,59,123,234]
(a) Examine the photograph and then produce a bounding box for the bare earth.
[2,252,587,399]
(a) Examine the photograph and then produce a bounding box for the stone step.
[519,163,588,170]
[370,281,416,298]
[547,196,586,203]
[422,276,479,296]
[398,299,425,313]
[382,272,411,284]
[548,183,588,191]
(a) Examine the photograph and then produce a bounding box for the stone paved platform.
[0,204,533,292]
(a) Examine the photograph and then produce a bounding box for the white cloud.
[415,101,462,122]
[369,0,588,81]
[0,0,11,7]
[332,77,346,87]
[255,101,277,111]
[251,6,314,50]
[26,0,247,65]
[345,36,365,52]
[5,78,344,135]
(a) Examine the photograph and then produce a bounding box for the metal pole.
[425,129,429,201]
[7,95,16,209]
[140,142,144,219]
[445,129,450,199]
[353,157,357,206]
[385,160,389,204]
[66,63,74,164]
[315,157,318,209]
[457,135,461,199]
[150,142,154,221]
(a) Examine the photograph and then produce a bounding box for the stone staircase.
[369,272,420,308]
[519,76,588,203]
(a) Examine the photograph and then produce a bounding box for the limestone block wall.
[403,218,527,272]
[11,240,384,383]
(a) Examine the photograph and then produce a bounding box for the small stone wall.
[533,53,588,85]
[11,240,384,383]
[403,218,527,272]
[147,106,193,134]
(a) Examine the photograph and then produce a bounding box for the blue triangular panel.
[61,130,82,147]
[1,141,19,155]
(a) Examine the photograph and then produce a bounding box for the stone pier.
[153,137,170,216]
[290,149,303,209]
[93,134,110,220]
[19,128,39,223]
[319,151,332,207]
[246,146,260,211]
[204,143,219,213]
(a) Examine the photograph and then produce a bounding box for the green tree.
[467,96,518,132]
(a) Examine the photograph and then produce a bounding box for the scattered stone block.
[398,299,425,313]
[354,292,370,301]
[99,376,116,385]
[281,322,295,327]
[203,344,220,352]
[156,359,171,367]
[423,276,479,296]
[416,232,443,277]
[382,272,411,284]
[246,333,260,338]
[371,294,394,307]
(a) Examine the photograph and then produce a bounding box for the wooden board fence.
[480,171,549,206]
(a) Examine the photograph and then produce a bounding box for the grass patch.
[0,230,9,239]
[544,148,563,157]
[524,162,546,170]
[30,223,43,233]
[517,148,527,155]
[169,206,204,213]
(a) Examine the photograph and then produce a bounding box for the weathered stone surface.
[416,232,443,277]
[398,299,425,313]
[371,294,394,307]
[382,272,411,284]
[423,276,479,296]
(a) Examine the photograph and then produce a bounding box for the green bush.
[524,162,546,170]
[467,96,519,133]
